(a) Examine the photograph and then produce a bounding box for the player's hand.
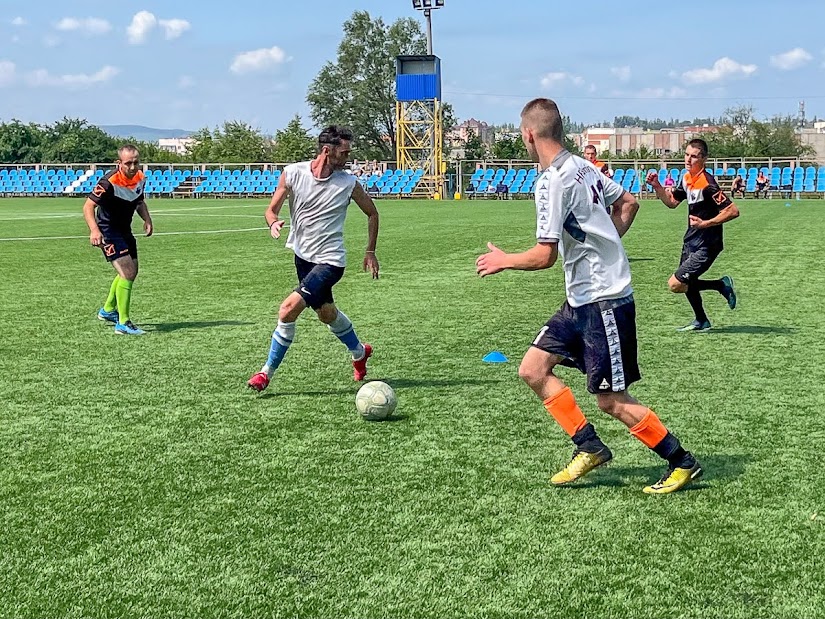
[269,219,285,239]
[645,171,661,188]
[688,215,707,229]
[90,230,104,247]
[476,242,508,277]
[363,252,379,279]
[144,219,153,237]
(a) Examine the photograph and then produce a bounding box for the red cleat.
[352,343,372,381]
[247,372,270,392]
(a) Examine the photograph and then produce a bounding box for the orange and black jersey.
[593,159,609,175]
[671,170,733,251]
[89,169,146,230]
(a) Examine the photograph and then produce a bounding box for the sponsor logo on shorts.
[103,243,116,257]
[599,378,610,390]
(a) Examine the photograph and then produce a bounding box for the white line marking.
[0,202,271,221]
[0,227,271,242]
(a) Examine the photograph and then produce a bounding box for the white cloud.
[56,17,111,35]
[178,75,195,89]
[682,57,757,84]
[43,35,61,48]
[159,18,190,40]
[11,16,26,26]
[610,66,631,82]
[539,71,584,89]
[770,47,812,70]
[0,61,16,87]
[127,11,157,44]
[230,46,288,74]
[26,65,120,88]
[127,11,189,44]
[637,86,688,99]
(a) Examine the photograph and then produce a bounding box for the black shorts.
[674,246,720,284]
[100,228,137,262]
[294,255,345,310]
[531,295,641,394]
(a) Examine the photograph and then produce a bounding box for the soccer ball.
[356,381,397,420]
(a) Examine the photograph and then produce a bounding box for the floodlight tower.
[396,0,445,198]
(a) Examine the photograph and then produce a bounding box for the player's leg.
[671,248,711,331]
[248,291,306,392]
[105,231,144,335]
[98,274,120,323]
[587,298,701,493]
[317,302,371,380]
[524,305,613,484]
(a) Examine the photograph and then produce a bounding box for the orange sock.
[629,409,668,448]
[543,386,588,437]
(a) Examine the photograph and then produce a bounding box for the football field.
[1,196,824,618]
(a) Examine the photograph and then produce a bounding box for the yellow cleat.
[643,461,703,494]
[551,447,613,485]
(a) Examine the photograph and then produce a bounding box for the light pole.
[411,0,444,55]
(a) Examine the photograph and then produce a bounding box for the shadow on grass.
[375,377,508,388]
[628,257,655,262]
[710,325,796,335]
[144,320,253,332]
[258,388,355,398]
[556,452,751,490]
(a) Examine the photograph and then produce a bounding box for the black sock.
[571,423,605,452]
[695,278,726,294]
[652,432,694,468]
[685,286,708,323]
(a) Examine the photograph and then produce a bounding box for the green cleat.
[551,447,613,485]
[643,460,703,495]
[676,320,711,332]
[721,275,737,310]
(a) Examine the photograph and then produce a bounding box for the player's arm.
[645,172,681,208]
[476,241,557,277]
[265,172,290,238]
[82,198,104,246]
[135,200,153,236]
[609,191,640,238]
[690,202,740,229]
[351,182,380,279]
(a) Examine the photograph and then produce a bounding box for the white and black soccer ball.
[355,381,397,421]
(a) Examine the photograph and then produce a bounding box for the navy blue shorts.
[294,255,345,310]
[100,228,137,262]
[674,245,720,284]
[531,295,641,394]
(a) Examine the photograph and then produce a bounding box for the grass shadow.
[375,377,508,388]
[628,257,655,262]
[257,388,355,398]
[144,320,254,333]
[711,325,796,335]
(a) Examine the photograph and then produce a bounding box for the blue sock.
[261,321,295,377]
[328,310,364,359]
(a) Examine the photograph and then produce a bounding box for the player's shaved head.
[686,138,708,158]
[584,145,596,153]
[520,98,564,142]
[118,144,139,159]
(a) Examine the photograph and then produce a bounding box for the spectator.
[731,175,745,199]
[495,179,509,200]
[664,176,675,188]
[755,171,768,198]
[487,183,497,197]
[466,181,476,200]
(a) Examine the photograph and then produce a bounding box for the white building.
[157,137,195,155]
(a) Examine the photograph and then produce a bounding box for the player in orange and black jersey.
[583,145,611,177]
[82,144,153,335]
[647,138,740,332]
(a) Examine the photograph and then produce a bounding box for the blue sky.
[2,0,825,134]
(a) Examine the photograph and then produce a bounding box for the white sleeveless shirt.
[283,162,357,267]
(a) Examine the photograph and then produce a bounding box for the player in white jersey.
[247,126,380,392]
[476,98,702,494]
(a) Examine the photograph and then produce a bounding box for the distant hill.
[98,125,195,142]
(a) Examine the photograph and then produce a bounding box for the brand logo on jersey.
[712,190,727,205]
[599,378,610,390]
[93,184,105,197]
[689,189,702,203]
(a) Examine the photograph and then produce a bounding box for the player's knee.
[518,360,545,387]
[596,394,621,416]
[315,304,338,324]
[278,297,303,321]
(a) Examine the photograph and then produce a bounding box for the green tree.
[699,105,813,158]
[41,117,118,163]
[188,127,216,163]
[188,122,271,163]
[0,120,45,163]
[307,10,427,160]
[272,115,316,162]
[490,134,528,160]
